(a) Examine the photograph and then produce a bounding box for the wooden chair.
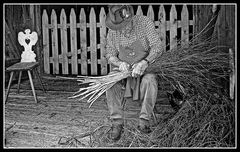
[5,29,46,104]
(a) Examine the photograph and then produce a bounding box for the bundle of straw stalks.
[69,71,131,107]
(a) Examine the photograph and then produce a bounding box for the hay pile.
[68,17,235,147]
[86,93,234,148]
[148,95,235,147]
[146,29,230,98]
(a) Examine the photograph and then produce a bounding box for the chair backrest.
[18,29,38,62]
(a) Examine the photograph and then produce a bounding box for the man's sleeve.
[104,29,118,61]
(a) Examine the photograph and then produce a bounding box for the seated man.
[105,5,164,141]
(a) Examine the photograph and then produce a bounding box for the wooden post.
[229,48,235,100]
[35,5,43,75]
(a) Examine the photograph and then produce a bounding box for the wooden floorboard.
[4,76,174,148]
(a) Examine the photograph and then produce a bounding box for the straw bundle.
[69,71,131,107]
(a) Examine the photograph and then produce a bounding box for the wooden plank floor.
[4,75,174,148]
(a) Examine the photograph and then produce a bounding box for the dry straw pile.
[69,17,235,147]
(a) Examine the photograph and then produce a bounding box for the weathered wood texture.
[42,5,194,76]
[5,5,43,83]
[193,5,235,49]
[4,77,174,148]
[4,5,43,72]
[193,4,236,97]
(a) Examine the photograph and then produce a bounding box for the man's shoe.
[109,123,123,141]
[138,118,151,134]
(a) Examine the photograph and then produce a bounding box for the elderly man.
[105,5,164,140]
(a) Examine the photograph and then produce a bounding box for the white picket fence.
[42,5,194,76]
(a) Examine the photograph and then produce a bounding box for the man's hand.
[131,59,148,77]
[119,61,130,72]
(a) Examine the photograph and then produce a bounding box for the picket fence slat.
[158,5,166,52]
[42,10,50,74]
[181,4,189,47]
[90,8,97,75]
[136,5,143,16]
[70,8,78,75]
[60,9,68,74]
[79,8,88,75]
[51,10,59,74]
[147,5,154,21]
[42,5,194,76]
[100,7,107,75]
[170,5,177,50]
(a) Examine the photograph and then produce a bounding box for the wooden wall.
[4,4,42,73]
[4,4,235,75]
[194,4,235,50]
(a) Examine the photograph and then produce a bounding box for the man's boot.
[109,123,123,141]
[137,118,151,134]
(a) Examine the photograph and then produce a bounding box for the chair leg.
[5,71,14,104]
[17,71,22,94]
[34,68,46,93]
[27,70,38,103]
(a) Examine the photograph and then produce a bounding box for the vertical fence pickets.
[42,5,194,76]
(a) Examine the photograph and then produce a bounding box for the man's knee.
[106,81,124,98]
[141,73,157,86]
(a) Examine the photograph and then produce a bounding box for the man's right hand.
[119,62,130,72]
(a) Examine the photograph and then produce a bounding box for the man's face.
[109,5,129,24]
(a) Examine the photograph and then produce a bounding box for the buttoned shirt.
[105,15,164,64]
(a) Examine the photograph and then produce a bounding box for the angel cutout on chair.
[18,29,38,62]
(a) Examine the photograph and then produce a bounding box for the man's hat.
[105,5,134,31]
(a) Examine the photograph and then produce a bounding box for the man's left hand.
[131,60,148,77]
